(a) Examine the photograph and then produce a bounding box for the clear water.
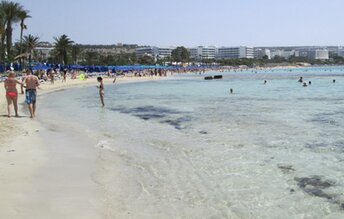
[39,67,344,218]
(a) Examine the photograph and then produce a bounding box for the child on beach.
[97,77,105,107]
[4,71,24,117]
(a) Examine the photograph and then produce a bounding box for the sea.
[38,67,344,219]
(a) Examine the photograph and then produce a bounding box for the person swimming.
[303,82,307,87]
[230,88,233,94]
[333,79,336,83]
[298,77,303,83]
[309,81,311,85]
[264,80,267,84]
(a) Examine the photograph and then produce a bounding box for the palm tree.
[1,1,23,60]
[22,34,40,64]
[53,34,74,64]
[17,9,30,64]
[0,7,6,62]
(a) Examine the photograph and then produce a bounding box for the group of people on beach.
[3,68,107,118]
[3,69,40,118]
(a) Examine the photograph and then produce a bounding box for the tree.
[331,55,344,64]
[22,34,40,64]
[0,7,6,62]
[83,51,99,65]
[1,1,23,60]
[139,55,155,65]
[53,34,74,64]
[17,8,30,64]
[114,53,136,65]
[71,44,81,64]
[262,55,269,60]
[171,46,190,62]
[271,55,286,63]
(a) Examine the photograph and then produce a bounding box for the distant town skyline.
[15,0,344,47]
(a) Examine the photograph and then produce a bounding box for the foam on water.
[39,67,344,218]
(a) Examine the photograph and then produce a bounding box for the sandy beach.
[0,75,167,218]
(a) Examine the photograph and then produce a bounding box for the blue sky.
[15,0,344,47]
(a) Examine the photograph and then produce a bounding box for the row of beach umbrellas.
[28,64,216,73]
[0,63,218,73]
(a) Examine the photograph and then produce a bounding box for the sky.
[14,0,344,47]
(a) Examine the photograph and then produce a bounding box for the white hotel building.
[308,49,329,60]
[137,45,256,61]
[189,46,217,60]
[270,50,299,59]
[216,46,254,59]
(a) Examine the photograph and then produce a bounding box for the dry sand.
[0,76,166,218]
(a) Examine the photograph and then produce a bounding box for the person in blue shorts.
[23,69,40,118]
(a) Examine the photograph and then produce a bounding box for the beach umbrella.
[70,64,85,70]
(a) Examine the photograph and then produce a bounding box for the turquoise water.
[39,67,344,218]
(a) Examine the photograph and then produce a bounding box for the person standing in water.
[113,74,117,84]
[24,69,40,118]
[4,71,23,117]
[97,76,105,107]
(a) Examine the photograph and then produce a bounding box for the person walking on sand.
[4,71,23,117]
[49,69,54,84]
[62,69,67,83]
[24,69,40,118]
[97,76,105,107]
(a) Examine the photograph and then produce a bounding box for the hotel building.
[254,48,271,59]
[270,50,299,59]
[308,49,329,60]
[189,46,217,60]
[216,46,254,59]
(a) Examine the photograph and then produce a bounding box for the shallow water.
[39,67,344,218]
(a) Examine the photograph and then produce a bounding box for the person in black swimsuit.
[97,77,105,107]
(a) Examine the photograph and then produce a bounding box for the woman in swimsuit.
[97,76,105,107]
[4,72,24,117]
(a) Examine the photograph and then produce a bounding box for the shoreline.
[0,75,170,218]
[1,66,343,217]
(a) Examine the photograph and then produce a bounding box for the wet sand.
[0,76,167,218]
